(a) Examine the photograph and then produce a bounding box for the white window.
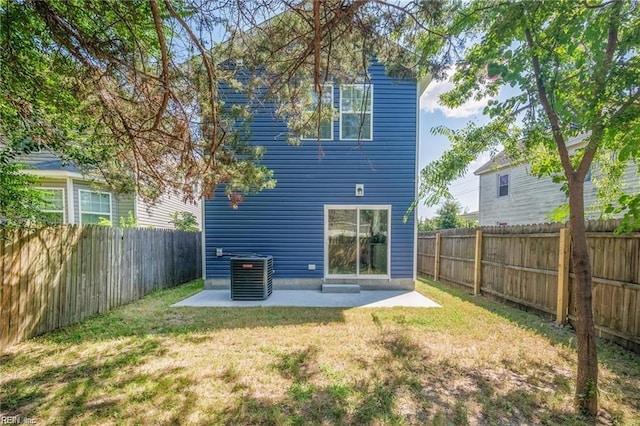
[302,84,333,140]
[79,190,112,225]
[497,173,509,197]
[340,84,373,140]
[40,188,65,223]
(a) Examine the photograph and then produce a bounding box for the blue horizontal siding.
[205,60,416,281]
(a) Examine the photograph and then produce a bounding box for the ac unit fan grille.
[230,256,273,300]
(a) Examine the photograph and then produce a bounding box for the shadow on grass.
[212,330,585,426]
[0,338,195,423]
[419,278,576,344]
[1,339,209,424]
[32,280,347,346]
[3,279,636,424]
[1,277,628,424]
[0,329,596,425]
[418,277,640,423]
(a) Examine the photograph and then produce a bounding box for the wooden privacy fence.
[1,226,202,348]
[418,220,640,353]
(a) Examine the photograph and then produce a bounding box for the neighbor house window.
[40,188,65,223]
[498,173,509,197]
[340,84,373,140]
[79,190,112,224]
[302,84,333,140]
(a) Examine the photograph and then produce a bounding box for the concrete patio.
[172,289,441,308]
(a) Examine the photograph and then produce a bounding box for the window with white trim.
[340,84,373,140]
[497,173,509,197]
[301,84,334,140]
[40,188,65,223]
[79,190,112,225]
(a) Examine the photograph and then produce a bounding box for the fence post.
[556,228,571,324]
[474,230,483,296]
[434,232,441,281]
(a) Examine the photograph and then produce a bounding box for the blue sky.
[416,74,494,219]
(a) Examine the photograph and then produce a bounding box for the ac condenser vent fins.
[230,256,273,300]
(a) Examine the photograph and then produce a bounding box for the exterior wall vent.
[230,256,273,300]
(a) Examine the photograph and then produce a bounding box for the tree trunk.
[568,181,598,415]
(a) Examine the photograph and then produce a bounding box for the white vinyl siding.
[478,162,639,226]
[340,84,373,140]
[79,190,112,225]
[136,193,201,230]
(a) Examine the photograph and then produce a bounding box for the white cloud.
[420,73,492,118]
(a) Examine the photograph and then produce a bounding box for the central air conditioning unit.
[230,255,273,300]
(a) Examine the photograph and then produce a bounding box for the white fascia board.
[418,74,432,96]
[22,169,85,179]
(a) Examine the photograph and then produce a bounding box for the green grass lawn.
[1,278,638,425]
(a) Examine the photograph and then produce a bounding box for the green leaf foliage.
[416,0,639,414]
[416,0,640,228]
[1,0,450,216]
[0,161,54,228]
[169,211,199,232]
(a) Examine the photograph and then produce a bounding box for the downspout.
[413,83,419,283]
[414,75,431,283]
[201,199,206,281]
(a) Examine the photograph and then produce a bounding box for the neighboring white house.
[474,136,639,226]
[15,149,201,229]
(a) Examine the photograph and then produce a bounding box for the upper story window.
[40,188,65,223]
[497,173,509,197]
[340,84,373,141]
[79,190,112,225]
[302,84,334,140]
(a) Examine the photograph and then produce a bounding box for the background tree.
[434,200,462,229]
[417,0,639,415]
[418,217,437,232]
[0,163,47,227]
[169,211,199,232]
[420,201,477,230]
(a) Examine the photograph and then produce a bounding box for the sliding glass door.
[326,206,389,277]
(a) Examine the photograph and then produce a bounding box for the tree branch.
[149,0,171,131]
[580,0,622,179]
[523,27,573,177]
[162,0,219,156]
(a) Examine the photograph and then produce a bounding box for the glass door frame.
[324,204,391,279]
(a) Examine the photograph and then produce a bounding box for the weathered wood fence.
[418,220,640,353]
[1,226,202,348]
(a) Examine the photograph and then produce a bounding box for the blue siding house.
[203,59,428,290]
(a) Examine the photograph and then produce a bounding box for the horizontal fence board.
[1,225,201,348]
[419,221,640,353]
[440,255,474,263]
[482,260,558,276]
[482,287,556,316]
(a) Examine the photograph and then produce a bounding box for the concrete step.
[322,284,361,293]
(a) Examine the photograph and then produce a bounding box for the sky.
[416,74,495,219]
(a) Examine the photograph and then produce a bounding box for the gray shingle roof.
[473,133,591,175]
[13,149,82,173]
[473,150,514,175]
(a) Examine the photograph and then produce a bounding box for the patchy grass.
[1,278,638,425]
